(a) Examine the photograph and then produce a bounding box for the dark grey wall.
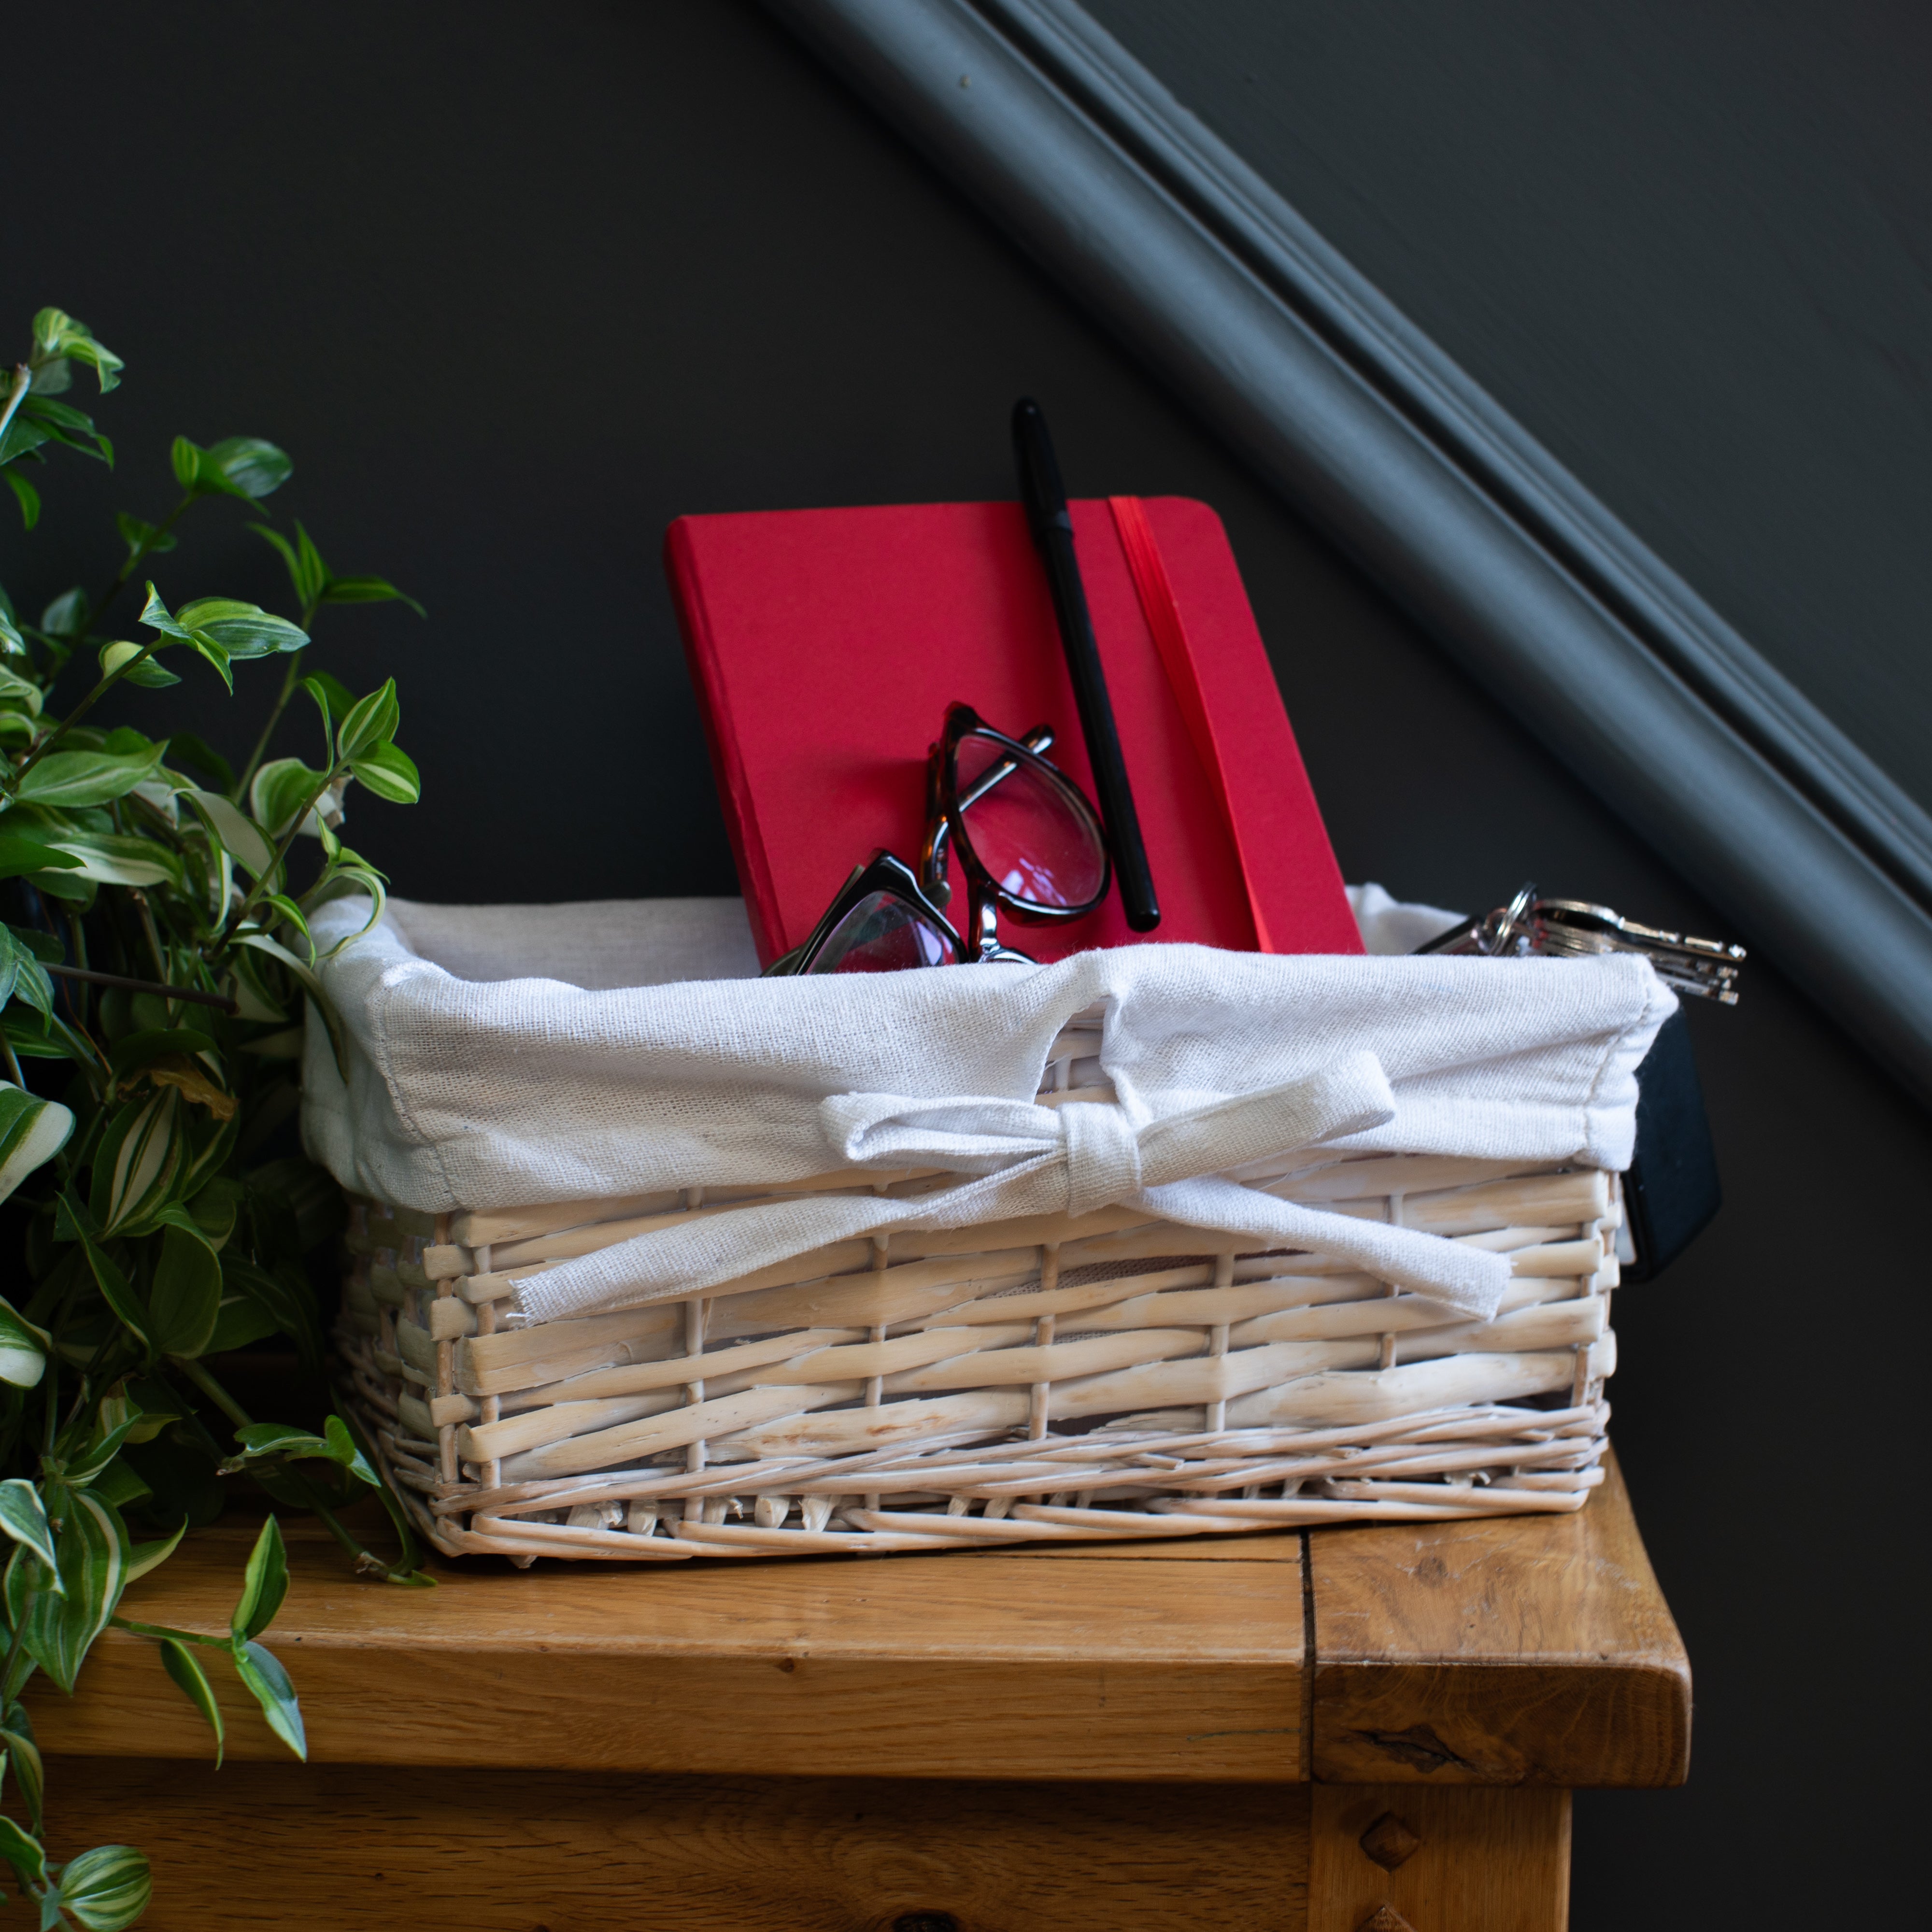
[1089,0,1932,813]
[6,5,1923,1927]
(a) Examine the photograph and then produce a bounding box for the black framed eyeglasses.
[766,702,1112,976]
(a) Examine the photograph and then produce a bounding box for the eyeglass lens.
[809,890,956,974]
[955,730,1107,911]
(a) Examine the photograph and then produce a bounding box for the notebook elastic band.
[1107,495,1276,952]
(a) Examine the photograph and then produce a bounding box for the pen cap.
[1012,397,1071,539]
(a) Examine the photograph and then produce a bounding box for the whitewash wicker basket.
[334,1024,1620,1564]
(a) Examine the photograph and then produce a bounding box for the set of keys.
[1414,883,1746,1004]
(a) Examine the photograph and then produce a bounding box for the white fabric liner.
[1346,881,1465,956]
[302,890,1673,1329]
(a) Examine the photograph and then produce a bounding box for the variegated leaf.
[89,1087,183,1235]
[15,1491,126,1695]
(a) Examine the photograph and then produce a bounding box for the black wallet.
[1620,1008,1721,1280]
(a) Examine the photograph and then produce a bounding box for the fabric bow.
[512,1048,1513,1326]
[823,1049,1395,1217]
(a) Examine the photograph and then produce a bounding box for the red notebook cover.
[664,497,1361,967]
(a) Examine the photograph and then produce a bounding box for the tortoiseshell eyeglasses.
[765,701,1111,975]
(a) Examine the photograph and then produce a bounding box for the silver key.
[1415,882,1745,1004]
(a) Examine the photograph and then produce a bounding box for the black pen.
[1011,398,1161,933]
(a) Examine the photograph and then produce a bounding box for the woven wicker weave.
[334,1024,1620,1563]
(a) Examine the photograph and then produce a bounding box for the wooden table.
[32,1453,1687,1931]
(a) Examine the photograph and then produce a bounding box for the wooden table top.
[37,1450,1687,1789]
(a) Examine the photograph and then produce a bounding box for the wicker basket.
[333,1023,1620,1564]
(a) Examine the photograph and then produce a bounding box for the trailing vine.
[0,308,427,1927]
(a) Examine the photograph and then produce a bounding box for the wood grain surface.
[1307,1451,1690,1787]
[37,1758,1313,1932]
[29,1445,1684,1797]
[29,1525,1305,1781]
[20,1452,1687,1931]
[1308,1783,1569,1932]
[1002,1528,1302,1562]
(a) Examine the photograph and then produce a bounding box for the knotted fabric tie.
[511,1049,1512,1326]
[1060,1102,1143,1218]
[821,1049,1401,1211]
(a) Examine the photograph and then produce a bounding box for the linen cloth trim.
[301,893,1673,1326]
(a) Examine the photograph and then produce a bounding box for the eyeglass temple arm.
[919,724,1055,900]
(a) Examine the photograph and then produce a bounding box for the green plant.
[0,309,429,1926]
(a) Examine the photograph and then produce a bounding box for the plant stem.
[45,961,237,1015]
[0,363,31,447]
[174,1354,251,1432]
[1,1037,22,1085]
[59,1010,116,1088]
[85,490,194,636]
[8,491,197,781]
[7,634,166,786]
[234,610,319,804]
[285,1473,397,1573]
[129,888,170,985]
[62,1365,95,1430]
[208,761,343,953]
[61,909,89,1029]
[0,1604,31,1702]
[234,649,303,805]
[130,888,187,1027]
[111,1616,228,1649]
[173,1359,421,1584]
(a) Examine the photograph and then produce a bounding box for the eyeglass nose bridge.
[918,718,1057,907]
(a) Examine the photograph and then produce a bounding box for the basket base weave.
[337,1138,1620,1564]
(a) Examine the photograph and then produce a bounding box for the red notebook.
[664,496,1361,967]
